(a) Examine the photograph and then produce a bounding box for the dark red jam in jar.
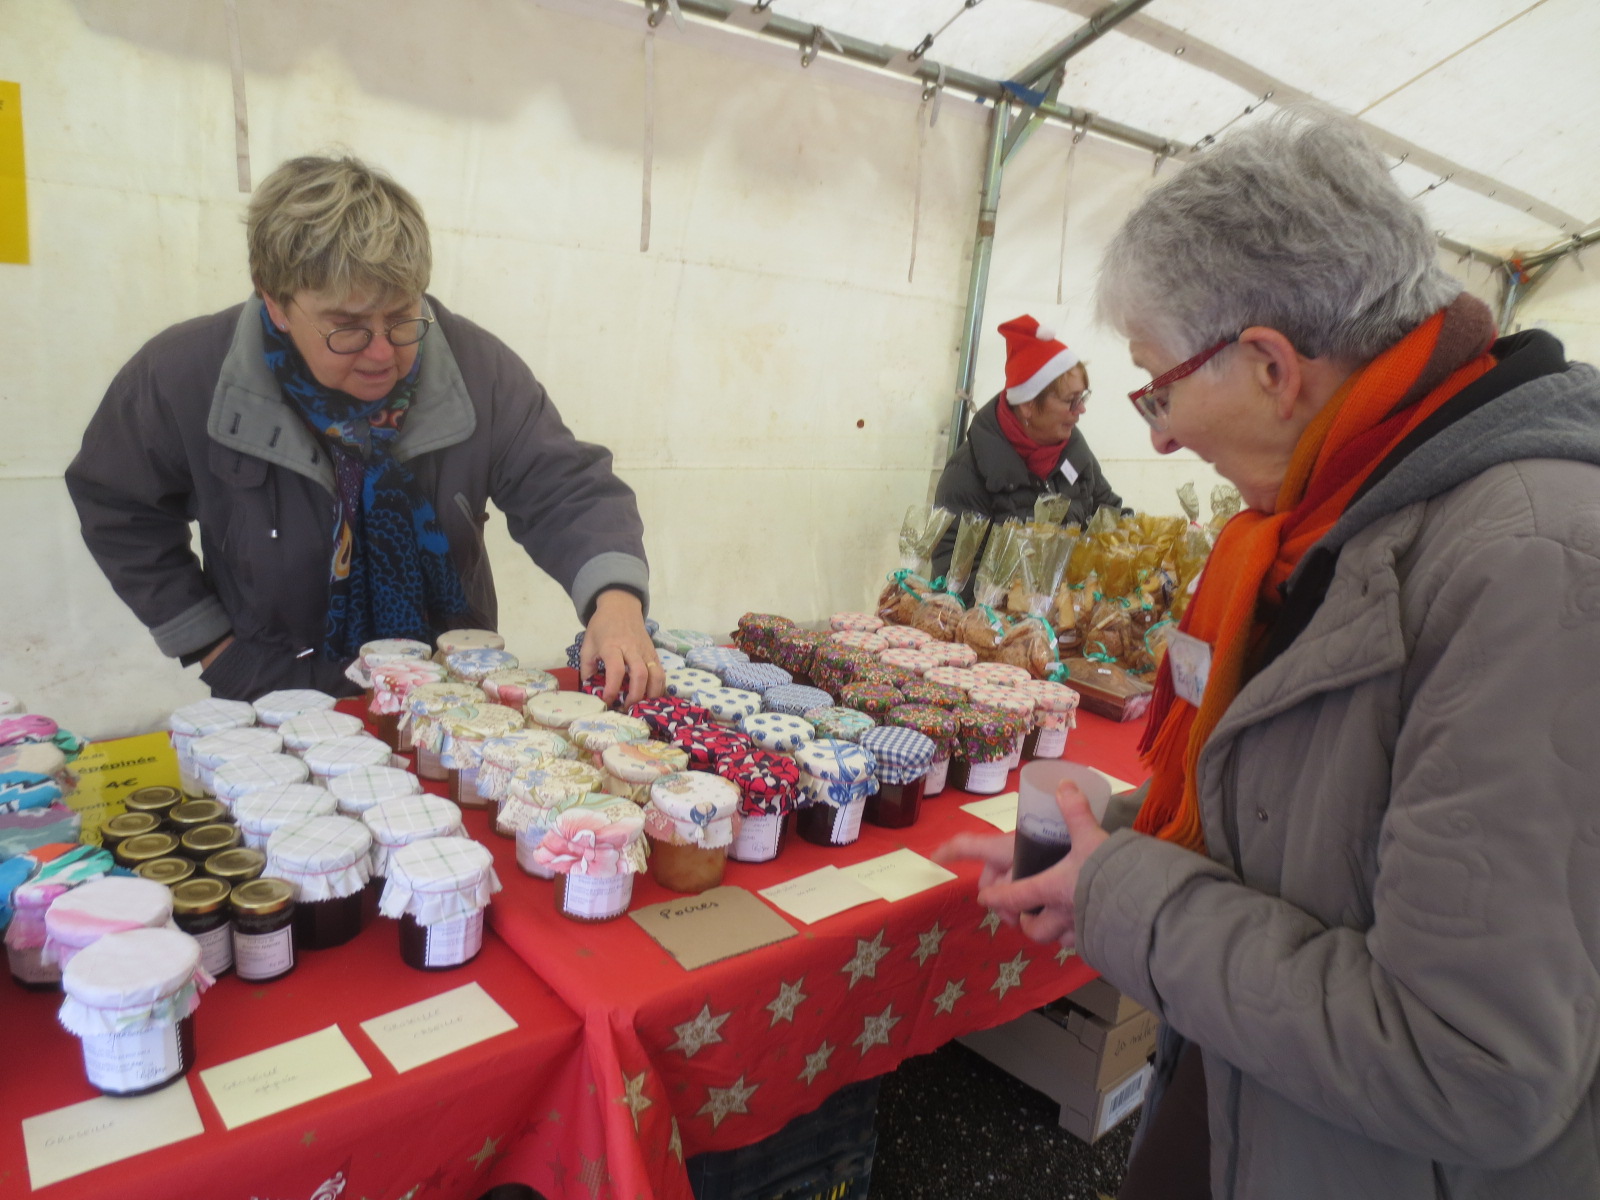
[230,878,295,982]
[865,776,926,829]
[399,910,485,969]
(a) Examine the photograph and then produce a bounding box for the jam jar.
[264,815,373,951]
[44,877,175,973]
[114,832,181,871]
[301,734,393,790]
[230,878,296,982]
[171,877,234,976]
[715,750,802,864]
[380,837,500,970]
[860,725,937,830]
[135,856,196,887]
[534,806,645,922]
[168,799,231,838]
[98,811,161,856]
[6,881,68,990]
[122,785,183,828]
[181,822,242,862]
[167,697,256,796]
[644,773,739,894]
[189,726,283,795]
[369,659,449,750]
[205,847,267,885]
[794,740,879,848]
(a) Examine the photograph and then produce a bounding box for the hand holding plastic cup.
[1012,760,1112,891]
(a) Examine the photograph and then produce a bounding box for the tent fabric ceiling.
[769,0,1598,258]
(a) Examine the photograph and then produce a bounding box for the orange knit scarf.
[1135,300,1498,852]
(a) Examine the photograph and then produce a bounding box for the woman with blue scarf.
[69,155,659,706]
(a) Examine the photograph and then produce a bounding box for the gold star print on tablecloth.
[698,1075,760,1129]
[468,1135,501,1170]
[991,950,1031,1000]
[853,1004,900,1057]
[1056,945,1075,965]
[799,1041,835,1085]
[912,920,946,966]
[668,1003,732,1058]
[576,1151,610,1200]
[301,1130,317,1146]
[841,929,892,988]
[765,977,807,1025]
[668,1117,684,1163]
[617,1070,653,1132]
[932,978,966,1015]
[979,908,1003,937]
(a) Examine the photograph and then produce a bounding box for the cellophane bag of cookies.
[959,520,1021,660]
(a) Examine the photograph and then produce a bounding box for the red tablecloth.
[472,679,1148,1200]
[0,906,587,1199]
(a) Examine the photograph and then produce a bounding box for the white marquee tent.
[2,0,1596,733]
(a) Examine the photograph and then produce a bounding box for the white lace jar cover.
[168,699,255,796]
[302,735,394,787]
[480,667,559,709]
[498,759,606,838]
[433,628,504,664]
[212,753,310,810]
[644,772,740,850]
[476,730,574,803]
[601,741,689,805]
[739,712,816,754]
[345,637,432,689]
[43,876,175,968]
[233,784,339,851]
[251,689,337,728]
[328,764,422,817]
[691,687,763,728]
[523,691,608,731]
[363,794,465,878]
[190,727,283,795]
[59,928,208,1093]
[380,836,501,929]
[662,668,720,702]
[370,659,449,717]
[265,815,373,902]
[567,713,651,766]
[278,710,366,758]
[513,793,630,879]
[794,740,879,845]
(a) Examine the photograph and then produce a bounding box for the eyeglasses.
[294,298,434,356]
[1126,336,1237,430]
[1064,388,1091,412]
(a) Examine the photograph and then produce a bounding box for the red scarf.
[1135,297,1498,852]
[996,395,1070,479]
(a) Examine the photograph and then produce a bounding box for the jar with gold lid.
[99,811,161,854]
[172,878,233,977]
[205,846,266,885]
[115,832,181,871]
[135,856,196,887]
[180,822,241,862]
[123,786,183,826]
[168,799,231,837]
[230,878,295,982]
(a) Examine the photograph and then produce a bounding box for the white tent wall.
[1518,256,1600,366]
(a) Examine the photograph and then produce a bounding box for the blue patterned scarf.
[261,304,469,658]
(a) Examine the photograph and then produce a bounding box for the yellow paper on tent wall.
[68,732,182,844]
[0,82,27,264]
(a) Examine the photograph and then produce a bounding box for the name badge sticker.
[1166,631,1213,707]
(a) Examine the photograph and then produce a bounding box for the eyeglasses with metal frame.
[294,298,435,356]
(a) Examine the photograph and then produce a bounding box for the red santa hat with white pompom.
[998,315,1080,405]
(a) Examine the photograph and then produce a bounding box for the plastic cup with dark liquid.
[1012,761,1112,911]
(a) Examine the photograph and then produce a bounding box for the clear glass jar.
[727,812,792,863]
[865,776,927,829]
[399,910,484,970]
[949,756,1010,795]
[231,878,295,982]
[647,838,727,894]
[555,872,634,922]
[172,878,233,976]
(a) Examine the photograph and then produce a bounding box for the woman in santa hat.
[930,316,1124,584]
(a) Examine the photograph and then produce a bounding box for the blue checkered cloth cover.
[686,646,750,673]
[719,662,794,694]
[859,725,936,786]
[762,684,834,717]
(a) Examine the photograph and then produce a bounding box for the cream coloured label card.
[22,1078,205,1188]
[200,1025,370,1129]
[759,865,880,925]
[842,848,957,903]
[361,983,518,1073]
[960,790,1019,832]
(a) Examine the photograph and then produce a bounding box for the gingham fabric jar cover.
[379,836,501,926]
[685,646,750,674]
[168,700,255,784]
[362,794,466,876]
[762,684,834,718]
[251,689,338,728]
[266,815,373,901]
[858,725,937,786]
[663,667,722,701]
[212,753,310,806]
[234,783,339,848]
[524,691,609,730]
[692,687,763,726]
[645,772,740,848]
[738,712,815,753]
[303,735,394,781]
[328,764,423,815]
[279,710,366,756]
[191,727,283,791]
[718,662,794,694]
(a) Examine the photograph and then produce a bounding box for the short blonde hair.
[247,155,431,307]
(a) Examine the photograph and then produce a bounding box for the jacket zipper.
[1221,747,1245,1197]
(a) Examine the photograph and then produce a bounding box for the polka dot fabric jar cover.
[692,687,763,727]
[663,667,722,701]
[739,712,814,754]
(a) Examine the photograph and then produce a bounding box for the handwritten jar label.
[729,813,782,862]
[81,1025,183,1094]
[423,911,484,968]
[563,873,631,919]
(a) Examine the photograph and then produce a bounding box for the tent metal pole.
[948,98,1012,462]
[1011,0,1159,88]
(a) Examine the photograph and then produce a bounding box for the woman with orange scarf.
[937,111,1600,1200]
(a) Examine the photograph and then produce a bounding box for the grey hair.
[1096,108,1462,365]
[248,155,431,307]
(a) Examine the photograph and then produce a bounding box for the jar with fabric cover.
[233,783,338,850]
[171,877,234,976]
[277,710,365,759]
[481,667,559,709]
[251,689,337,729]
[762,684,834,718]
[188,729,286,797]
[662,667,721,702]
[168,699,255,796]
[135,856,196,887]
[793,740,879,847]
[401,682,484,771]
[627,697,712,741]
[567,712,652,766]
[715,750,802,863]
[829,612,885,633]
[498,759,606,844]
[879,625,934,650]
[718,662,794,696]
[328,764,423,817]
[347,637,432,702]
[7,880,69,989]
[653,628,717,656]
[60,927,207,1097]
[535,806,648,922]
[803,706,876,744]
[948,705,1027,794]
[970,662,1034,688]
[734,613,796,662]
[212,753,311,809]
[860,725,937,829]
[445,647,520,686]
[99,811,161,855]
[1016,680,1081,759]
[180,823,242,863]
[265,815,373,950]
[830,629,888,655]
[924,667,981,697]
[433,628,505,664]
[114,832,181,871]
[362,794,465,886]
[523,690,609,731]
[122,785,184,827]
[230,877,295,982]
[927,642,980,669]
[427,704,525,800]
[968,685,1036,769]
[738,711,815,756]
[381,836,501,970]
[692,687,763,728]
[644,772,740,894]
[301,734,393,789]
[878,647,939,677]
[205,846,266,885]
[811,643,875,697]
[369,659,449,749]
[513,791,615,877]
[43,876,175,972]
[668,725,754,773]
[685,646,750,675]
[602,741,689,806]
[900,681,965,710]
[771,629,828,686]
[839,682,903,721]
[475,729,574,809]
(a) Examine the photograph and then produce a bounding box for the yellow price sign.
[0,81,27,265]
[67,732,182,845]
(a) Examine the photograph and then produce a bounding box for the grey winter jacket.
[1077,333,1600,1199]
[931,396,1123,581]
[65,297,649,700]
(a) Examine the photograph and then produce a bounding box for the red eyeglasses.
[1127,336,1237,430]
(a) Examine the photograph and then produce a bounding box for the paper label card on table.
[631,885,798,969]
[360,982,518,1073]
[961,791,1018,832]
[1095,769,1138,793]
[22,1078,205,1188]
[758,865,881,925]
[842,848,958,903]
[199,1025,371,1129]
